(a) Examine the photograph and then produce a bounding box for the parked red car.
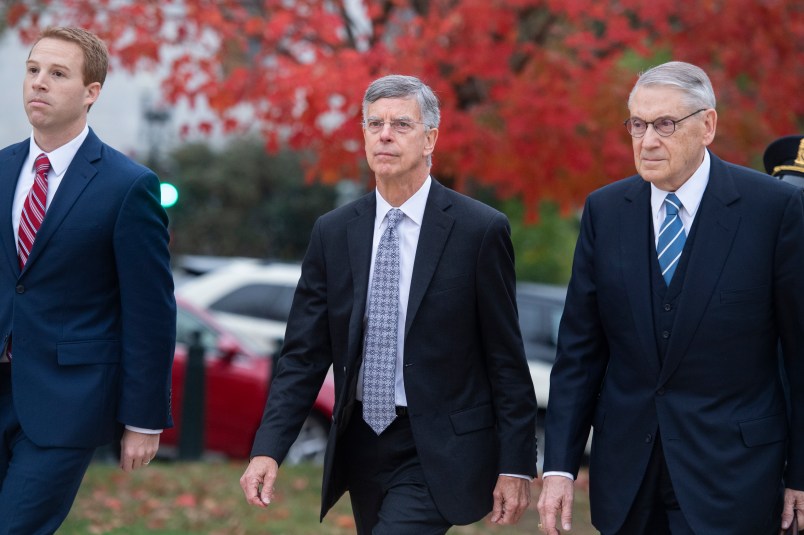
[160,297,335,462]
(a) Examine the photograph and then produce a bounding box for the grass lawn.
[60,460,596,534]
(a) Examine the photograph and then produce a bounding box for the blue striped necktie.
[657,193,686,285]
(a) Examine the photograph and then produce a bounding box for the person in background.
[0,27,175,534]
[764,134,804,189]
[537,61,804,535]
[240,74,537,534]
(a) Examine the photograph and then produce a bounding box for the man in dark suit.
[240,75,537,533]
[0,27,176,534]
[537,61,804,534]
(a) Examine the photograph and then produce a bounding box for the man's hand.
[537,475,575,534]
[240,456,280,507]
[781,487,804,532]
[119,429,160,472]
[490,475,531,525]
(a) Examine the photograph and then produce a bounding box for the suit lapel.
[20,131,101,274]
[405,181,454,336]
[658,153,741,385]
[346,192,376,362]
[621,179,662,377]
[0,141,30,275]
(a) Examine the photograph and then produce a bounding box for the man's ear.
[702,109,717,146]
[85,82,101,109]
[424,127,438,156]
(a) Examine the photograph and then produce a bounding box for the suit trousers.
[0,365,95,534]
[610,434,694,535]
[345,403,451,535]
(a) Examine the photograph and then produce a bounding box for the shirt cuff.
[542,471,574,481]
[125,425,162,434]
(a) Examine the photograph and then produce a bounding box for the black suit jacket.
[544,152,804,534]
[251,179,538,525]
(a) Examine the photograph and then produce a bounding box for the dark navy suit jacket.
[251,179,538,525]
[0,129,176,449]
[544,151,804,534]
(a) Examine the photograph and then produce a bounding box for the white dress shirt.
[356,176,431,407]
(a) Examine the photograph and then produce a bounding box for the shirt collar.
[650,149,710,219]
[27,125,90,177]
[375,175,432,226]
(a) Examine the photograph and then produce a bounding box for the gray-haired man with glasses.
[537,61,804,535]
[241,74,538,534]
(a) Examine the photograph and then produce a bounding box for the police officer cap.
[763,134,804,178]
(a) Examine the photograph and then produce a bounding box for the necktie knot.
[386,208,403,230]
[664,193,682,216]
[35,153,52,178]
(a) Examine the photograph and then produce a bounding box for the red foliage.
[6,0,802,215]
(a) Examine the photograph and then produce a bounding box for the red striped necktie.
[18,153,51,269]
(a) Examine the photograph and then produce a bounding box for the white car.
[176,261,302,355]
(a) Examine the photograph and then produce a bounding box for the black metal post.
[178,330,205,460]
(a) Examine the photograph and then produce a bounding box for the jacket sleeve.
[477,212,539,477]
[250,217,333,461]
[113,169,176,430]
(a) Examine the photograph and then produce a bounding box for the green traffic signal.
[160,182,179,208]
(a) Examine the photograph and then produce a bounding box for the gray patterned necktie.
[363,208,403,434]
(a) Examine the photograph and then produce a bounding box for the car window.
[518,299,542,344]
[548,307,562,346]
[176,308,218,352]
[517,294,564,364]
[209,283,296,322]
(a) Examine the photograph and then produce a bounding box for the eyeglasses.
[624,108,707,138]
[363,119,429,135]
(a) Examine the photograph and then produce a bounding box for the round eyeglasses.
[363,119,428,135]
[624,108,707,138]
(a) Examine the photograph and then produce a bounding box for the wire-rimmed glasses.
[624,108,707,138]
[363,119,429,135]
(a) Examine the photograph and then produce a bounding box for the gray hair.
[362,74,441,129]
[628,61,716,112]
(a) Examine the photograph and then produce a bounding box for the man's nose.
[641,124,662,147]
[31,73,47,90]
[379,122,395,140]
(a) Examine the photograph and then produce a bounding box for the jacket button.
[657,388,666,396]
[662,330,670,339]
[15,285,24,294]
[645,434,653,443]
[664,303,672,311]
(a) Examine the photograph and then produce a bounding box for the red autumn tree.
[5,0,802,214]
